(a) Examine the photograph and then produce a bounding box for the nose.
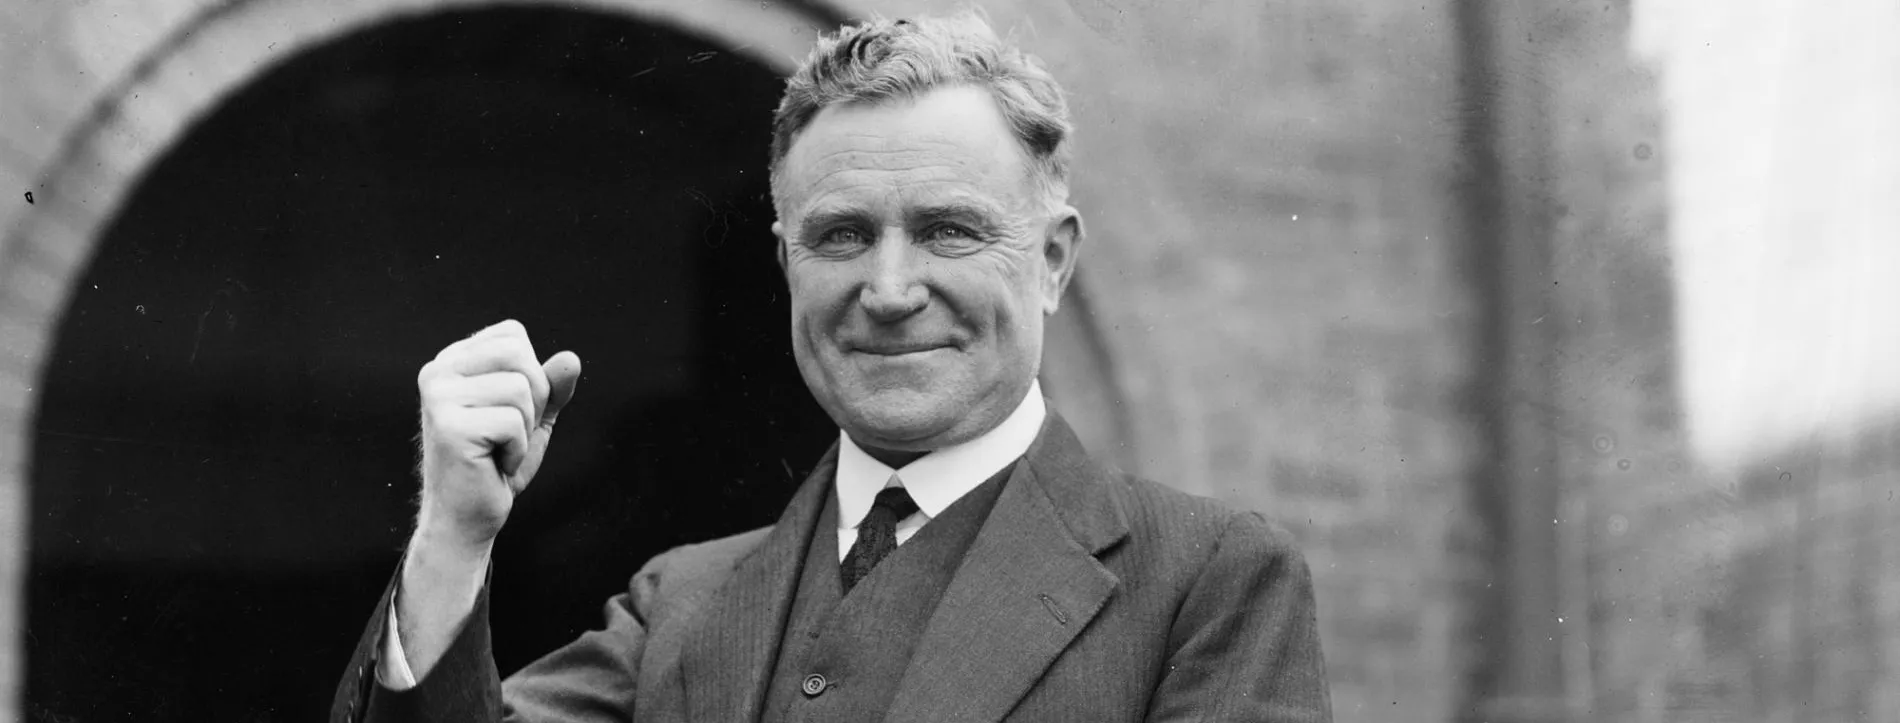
[859,229,928,322]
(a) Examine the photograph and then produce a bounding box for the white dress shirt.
[832,380,1046,559]
[380,382,1047,689]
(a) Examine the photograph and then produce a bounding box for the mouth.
[852,342,953,357]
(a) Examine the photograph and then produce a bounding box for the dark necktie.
[841,481,919,592]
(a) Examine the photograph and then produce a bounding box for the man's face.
[772,85,1081,453]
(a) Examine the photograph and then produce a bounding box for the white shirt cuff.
[377,598,420,690]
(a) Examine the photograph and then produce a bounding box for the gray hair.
[768,12,1074,209]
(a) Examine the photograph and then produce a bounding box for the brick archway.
[0,1,848,715]
[0,1,1135,716]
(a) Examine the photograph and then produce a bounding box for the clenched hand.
[415,319,581,547]
[393,319,581,682]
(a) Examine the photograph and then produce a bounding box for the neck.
[840,380,1044,472]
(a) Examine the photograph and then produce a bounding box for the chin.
[836,390,963,450]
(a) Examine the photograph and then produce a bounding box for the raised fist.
[413,319,581,549]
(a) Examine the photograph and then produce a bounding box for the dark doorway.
[26,7,834,720]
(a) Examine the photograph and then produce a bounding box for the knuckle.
[522,353,550,386]
[505,372,533,399]
[499,338,530,363]
[418,374,453,401]
[508,337,540,366]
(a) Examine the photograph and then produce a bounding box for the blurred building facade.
[0,1,1895,722]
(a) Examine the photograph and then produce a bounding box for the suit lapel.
[680,444,838,723]
[884,411,1129,723]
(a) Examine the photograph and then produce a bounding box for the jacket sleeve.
[330,555,667,723]
[1144,512,1333,722]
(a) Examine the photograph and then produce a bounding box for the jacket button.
[801,673,828,697]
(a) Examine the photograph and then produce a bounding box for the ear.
[1040,206,1084,315]
[772,220,790,276]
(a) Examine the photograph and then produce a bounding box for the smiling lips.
[853,341,954,356]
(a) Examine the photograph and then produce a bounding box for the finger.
[436,406,530,477]
[443,336,540,375]
[540,351,582,428]
[470,318,527,341]
[444,338,550,415]
[427,372,535,436]
[433,319,528,361]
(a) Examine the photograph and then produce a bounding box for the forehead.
[777,85,1034,215]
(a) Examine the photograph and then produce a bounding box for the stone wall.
[867,2,1480,718]
[0,1,1484,720]
[1533,3,1900,722]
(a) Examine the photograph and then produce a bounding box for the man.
[333,13,1330,723]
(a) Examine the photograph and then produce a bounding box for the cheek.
[989,254,1046,317]
[935,262,1039,339]
[785,264,855,328]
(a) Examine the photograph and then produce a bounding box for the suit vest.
[759,463,1014,723]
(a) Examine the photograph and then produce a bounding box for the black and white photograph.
[1,0,1896,721]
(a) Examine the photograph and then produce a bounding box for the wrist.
[392,521,492,683]
[398,524,492,627]
[407,522,495,574]
[412,501,501,554]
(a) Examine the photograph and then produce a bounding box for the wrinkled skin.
[772,85,1084,463]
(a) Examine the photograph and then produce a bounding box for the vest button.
[801,673,829,697]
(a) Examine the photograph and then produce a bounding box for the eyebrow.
[802,206,871,228]
[793,197,1010,237]
[796,208,876,241]
[912,201,1005,226]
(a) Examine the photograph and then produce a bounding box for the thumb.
[540,351,582,428]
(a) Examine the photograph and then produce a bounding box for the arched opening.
[24,7,836,718]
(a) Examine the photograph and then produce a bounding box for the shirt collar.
[836,380,1046,530]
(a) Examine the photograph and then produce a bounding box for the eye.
[815,226,871,249]
[923,224,981,246]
